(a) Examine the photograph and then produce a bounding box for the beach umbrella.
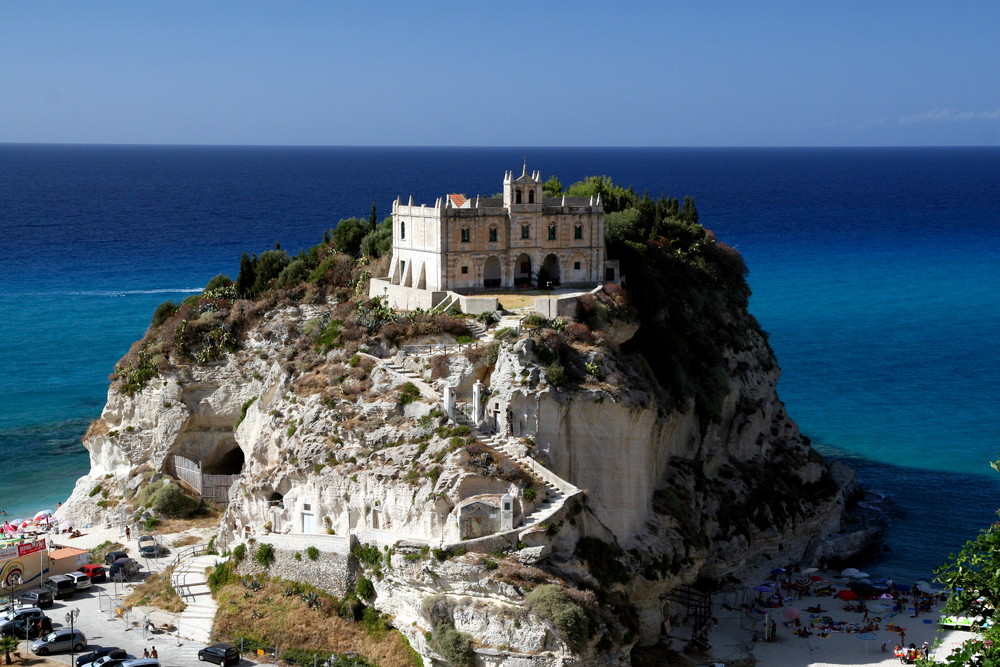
[780,606,801,620]
[754,585,773,593]
[837,590,859,601]
[878,593,894,599]
[19,521,29,528]
[801,567,819,574]
[770,568,786,575]
[841,567,862,577]
[858,632,879,652]
[809,575,828,582]
[33,509,53,519]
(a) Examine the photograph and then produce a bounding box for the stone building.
[378,165,615,302]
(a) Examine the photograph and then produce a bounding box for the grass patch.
[212,575,419,667]
[124,568,186,613]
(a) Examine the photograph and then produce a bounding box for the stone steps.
[172,554,221,644]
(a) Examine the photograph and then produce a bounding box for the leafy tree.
[359,217,393,258]
[543,175,563,197]
[235,252,256,297]
[251,249,290,295]
[368,202,377,227]
[330,217,373,257]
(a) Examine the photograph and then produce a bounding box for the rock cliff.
[60,228,860,665]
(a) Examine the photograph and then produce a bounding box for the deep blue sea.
[1,145,998,584]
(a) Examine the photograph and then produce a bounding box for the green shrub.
[305,546,320,561]
[207,560,237,593]
[545,363,566,387]
[523,487,537,502]
[455,335,475,344]
[254,543,276,568]
[524,584,591,647]
[356,575,375,601]
[89,483,103,497]
[232,543,247,562]
[315,319,343,352]
[151,301,180,328]
[360,606,389,638]
[138,480,202,517]
[353,543,382,568]
[429,623,474,666]
[237,396,258,426]
[116,350,159,395]
[399,382,421,405]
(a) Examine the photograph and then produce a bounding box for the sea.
[1,145,998,585]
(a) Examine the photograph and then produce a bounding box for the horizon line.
[3,141,999,150]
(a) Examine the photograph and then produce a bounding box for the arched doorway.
[540,254,561,287]
[514,253,532,287]
[483,256,501,288]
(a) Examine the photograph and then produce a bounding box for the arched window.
[547,224,556,241]
[401,221,406,240]
[515,189,522,204]
[460,226,470,243]
[573,223,583,240]
[521,224,530,239]
[528,190,535,204]
[489,226,498,242]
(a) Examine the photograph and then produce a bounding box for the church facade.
[384,165,612,293]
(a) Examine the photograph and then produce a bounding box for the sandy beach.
[685,572,977,667]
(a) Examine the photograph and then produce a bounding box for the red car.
[78,564,108,583]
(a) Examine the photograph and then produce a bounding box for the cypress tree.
[369,202,378,228]
[236,252,256,298]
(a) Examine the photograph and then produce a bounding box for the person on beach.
[150,646,158,658]
[125,525,131,540]
[143,648,149,658]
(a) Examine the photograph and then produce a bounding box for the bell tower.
[503,161,542,209]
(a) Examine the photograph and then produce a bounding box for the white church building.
[370,165,617,311]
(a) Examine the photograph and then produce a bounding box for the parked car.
[8,614,53,639]
[108,557,140,580]
[197,643,240,665]
[30,627,87,655]
[77,647,126,666]
[83,652,133,667]
[104,550,128,565]
[67,570,93,590]
[42,574,77,599]
[119,659,160,667]
[137,535,169,558]
[16,588,53,608]
[0,606,47,635]
[79,564,108,583]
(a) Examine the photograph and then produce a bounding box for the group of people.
[892,642,929,663]
[142,646,159,659]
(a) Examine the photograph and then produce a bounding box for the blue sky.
[2,1,999,146]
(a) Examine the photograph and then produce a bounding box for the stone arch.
[514,253,532,287]
[528,189,535,204]
[541,253,561,287]
[483,256,502,288]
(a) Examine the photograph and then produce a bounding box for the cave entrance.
[203,446,245,475]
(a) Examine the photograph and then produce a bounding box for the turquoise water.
[1,145,998,583]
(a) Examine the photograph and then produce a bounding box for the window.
[574,224,583,239]
[528,190,535,204]
[515,189,522,204]
[547,225,556,241]
[460,227,470,243]
[573,261,581,270]
[303,503,311,511]
[521,224,530,239]
[461,265,468,274]
[401,221,406,239]
[489,226,498,242]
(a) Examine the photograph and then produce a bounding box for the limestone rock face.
[59,289,854,666]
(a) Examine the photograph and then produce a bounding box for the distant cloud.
[898,108,1000,124]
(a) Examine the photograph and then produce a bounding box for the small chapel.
[376,165,615,306]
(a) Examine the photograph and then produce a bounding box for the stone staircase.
[477,433,580,531]
[172,554,221,645]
